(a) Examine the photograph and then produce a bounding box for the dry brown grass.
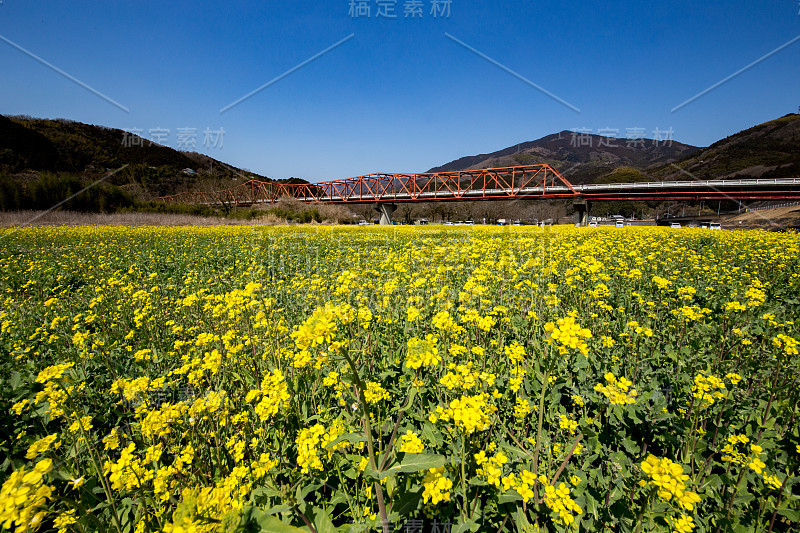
[725,205,800,230]
[257,213,288,226]
[252,198,357,224]
[316,202,356,224]
[0,210,260,228]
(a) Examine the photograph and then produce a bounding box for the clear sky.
[1,1,798,180]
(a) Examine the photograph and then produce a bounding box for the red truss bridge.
[159,164,800,224]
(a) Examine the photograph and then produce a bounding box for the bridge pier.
[573,199,590,226]
[375,203,396,225]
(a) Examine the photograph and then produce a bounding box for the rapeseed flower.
[543,482,583,525]
[595,373,637,405]
[405,334,440,369]
[25,434,60,460]
[422,467,452,504]
[432,393,496,434]
[691,373,726,408]
[0,458,53,533]
[398,430,424,453]
[544,316,592,356]
[364,382,390,404]
[640,455,701,511]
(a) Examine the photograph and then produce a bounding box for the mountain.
[428,131,699,184]
[0,115,303,199]
[428,113,800,185]
[3,112,798,212]
[646,114,800,181]
[0,115,61,171]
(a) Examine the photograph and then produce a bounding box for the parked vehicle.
[670,222,681,229]
[615,220,625,228]
[588,221,598,227]
[709,222,721,230]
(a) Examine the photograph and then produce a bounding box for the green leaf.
[327,493,347,508]
[499,441,533,460]
[513,507,531,532]
[9,371,22,390]
[296,482,323,504]
[255,515,311,533]
[324,432,366,450]
[307,506,336,533]
[250,503,292,516]
[379,369,398,380]
[452,518,479,533]
[621,437,640,455]
[400,386,418,412]
[422,421,442,447]
[778,508,800,522]
[370,453,447,480]
[392,489,422,516]
[584,492,599,519]
[498,490,522,504]
[700,474,722,493]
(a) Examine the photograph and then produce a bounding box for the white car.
[357,220,370,226]
[709,222,721,230]
[588,221,598,227]
[670,222,681,229]
[615,220,625,228]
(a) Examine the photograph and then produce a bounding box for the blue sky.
[1,0,798,180]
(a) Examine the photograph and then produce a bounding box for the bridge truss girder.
[159,164,800,208]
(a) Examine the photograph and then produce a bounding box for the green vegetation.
[0,172,346,223]
[265,205,323,223]
[0,115,300,202]
[511,153,536,165]
[1,226,799,532]
[589,168,658,218]
[594,167,648,184]
[0,173,135,212]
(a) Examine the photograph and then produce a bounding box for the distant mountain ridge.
[429,113,800,185]
[0,115,305,199]
[2,113,798,202]
[647,114,800,181]
[428,131,699,184]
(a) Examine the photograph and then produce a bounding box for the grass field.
[1,225,799,533]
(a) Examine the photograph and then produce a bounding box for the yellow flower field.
[1,225,799,532]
